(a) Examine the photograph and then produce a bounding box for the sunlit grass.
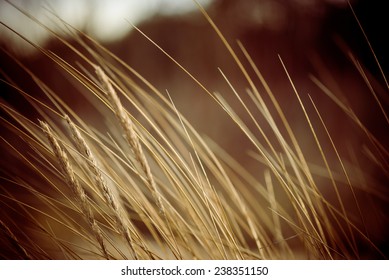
[0,1,388,259]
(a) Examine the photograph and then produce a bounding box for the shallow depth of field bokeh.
[0,0,388,259]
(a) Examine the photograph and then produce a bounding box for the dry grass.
[0,2,388,259]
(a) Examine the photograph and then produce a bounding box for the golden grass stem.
[94,66,164,214]
[39,120,109,259]
[0,219,32,259]
[64,114,142,259]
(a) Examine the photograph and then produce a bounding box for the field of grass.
[0,1,388,259]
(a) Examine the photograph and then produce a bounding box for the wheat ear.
[65,114,142,259]
[94,66,164,214]
[39,120,109,259]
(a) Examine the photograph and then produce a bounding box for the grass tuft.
[0,1,388,259]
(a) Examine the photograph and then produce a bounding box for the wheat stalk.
[94,66,164,214]
[39,120,109,259]
[64,114,150,259]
